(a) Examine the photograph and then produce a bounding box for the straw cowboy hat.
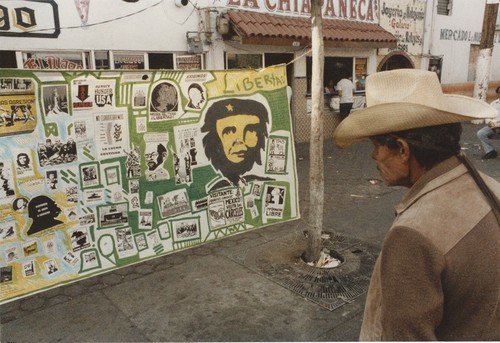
[333,69,497,148]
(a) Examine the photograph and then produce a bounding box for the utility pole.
[474,0,499,104]
[304,0,324,263]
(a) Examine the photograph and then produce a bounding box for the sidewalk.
[1,123,498,342]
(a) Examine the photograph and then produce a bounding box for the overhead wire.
[16,0,194,34]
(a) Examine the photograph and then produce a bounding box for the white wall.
[0,0,199,52]
[430,0,500,83]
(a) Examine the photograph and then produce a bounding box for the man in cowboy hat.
[333,69,500,340]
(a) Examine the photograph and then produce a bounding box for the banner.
[74,0,90,25]
[0,66,299,303]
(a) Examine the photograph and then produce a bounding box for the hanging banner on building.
[0,65,299,303]
[74,0,90,25]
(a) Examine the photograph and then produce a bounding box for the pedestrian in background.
[333,69,500,340]
[477,86,500,159]
[336,73,355,120]
[325,79,335,94]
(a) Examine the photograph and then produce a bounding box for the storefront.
[0,0,397,142]
[217,5,396,142]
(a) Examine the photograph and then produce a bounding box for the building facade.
[0,0,499,142]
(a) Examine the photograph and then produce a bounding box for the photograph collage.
[0,65,299,303]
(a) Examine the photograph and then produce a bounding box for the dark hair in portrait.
[201,98,269,184]
[27,195,63,235]
[17,152,30,167]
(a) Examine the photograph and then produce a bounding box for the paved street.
[1,123,498,342]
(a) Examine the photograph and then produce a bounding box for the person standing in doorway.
[336,72,355,120]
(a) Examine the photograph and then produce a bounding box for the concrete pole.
[304,0,324,263]
[473,0,499,121]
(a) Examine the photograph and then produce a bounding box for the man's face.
[146,147,166,171]
[216,114,260,164]
[370,139,409,187]
[18,155,27,166]
[189,88,204,108]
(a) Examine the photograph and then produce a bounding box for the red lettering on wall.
[243,0,260,8]
[278,0,291,11]
[301,0,310,13]
[350,0,357,19]
[265,0,276,10]
[225,0,377,22]
[324,0,336,17]
[338,0,347,18]
[366,0,374,21]
[358,0,366,20]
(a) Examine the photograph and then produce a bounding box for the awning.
[224,10,397,49]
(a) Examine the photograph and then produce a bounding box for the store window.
[226,53,263,69]
[149,53,174,69]
[22,51,86,69]
[307,56,367,94]
[114,53,145,70]
[0,51,17,68]
[94,51,110,69]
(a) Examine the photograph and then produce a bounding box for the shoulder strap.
[458,152,500,224]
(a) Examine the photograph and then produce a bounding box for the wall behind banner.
[0,65,299,303]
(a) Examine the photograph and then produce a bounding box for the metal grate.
[230,232,378,311]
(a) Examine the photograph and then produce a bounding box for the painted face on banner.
[216,114,260,164]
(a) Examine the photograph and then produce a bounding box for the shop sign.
[114,55,145,70]
[23,55,83,70]
[439,29,482,43]
[378,0,425,55]
[226,0,379,22]
[176,55,203,70]
[0,0,60,38]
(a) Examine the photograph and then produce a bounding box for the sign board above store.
[0,0,60,38]
[225,0,380,22]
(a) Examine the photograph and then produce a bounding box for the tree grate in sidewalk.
[229,232,379,311]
